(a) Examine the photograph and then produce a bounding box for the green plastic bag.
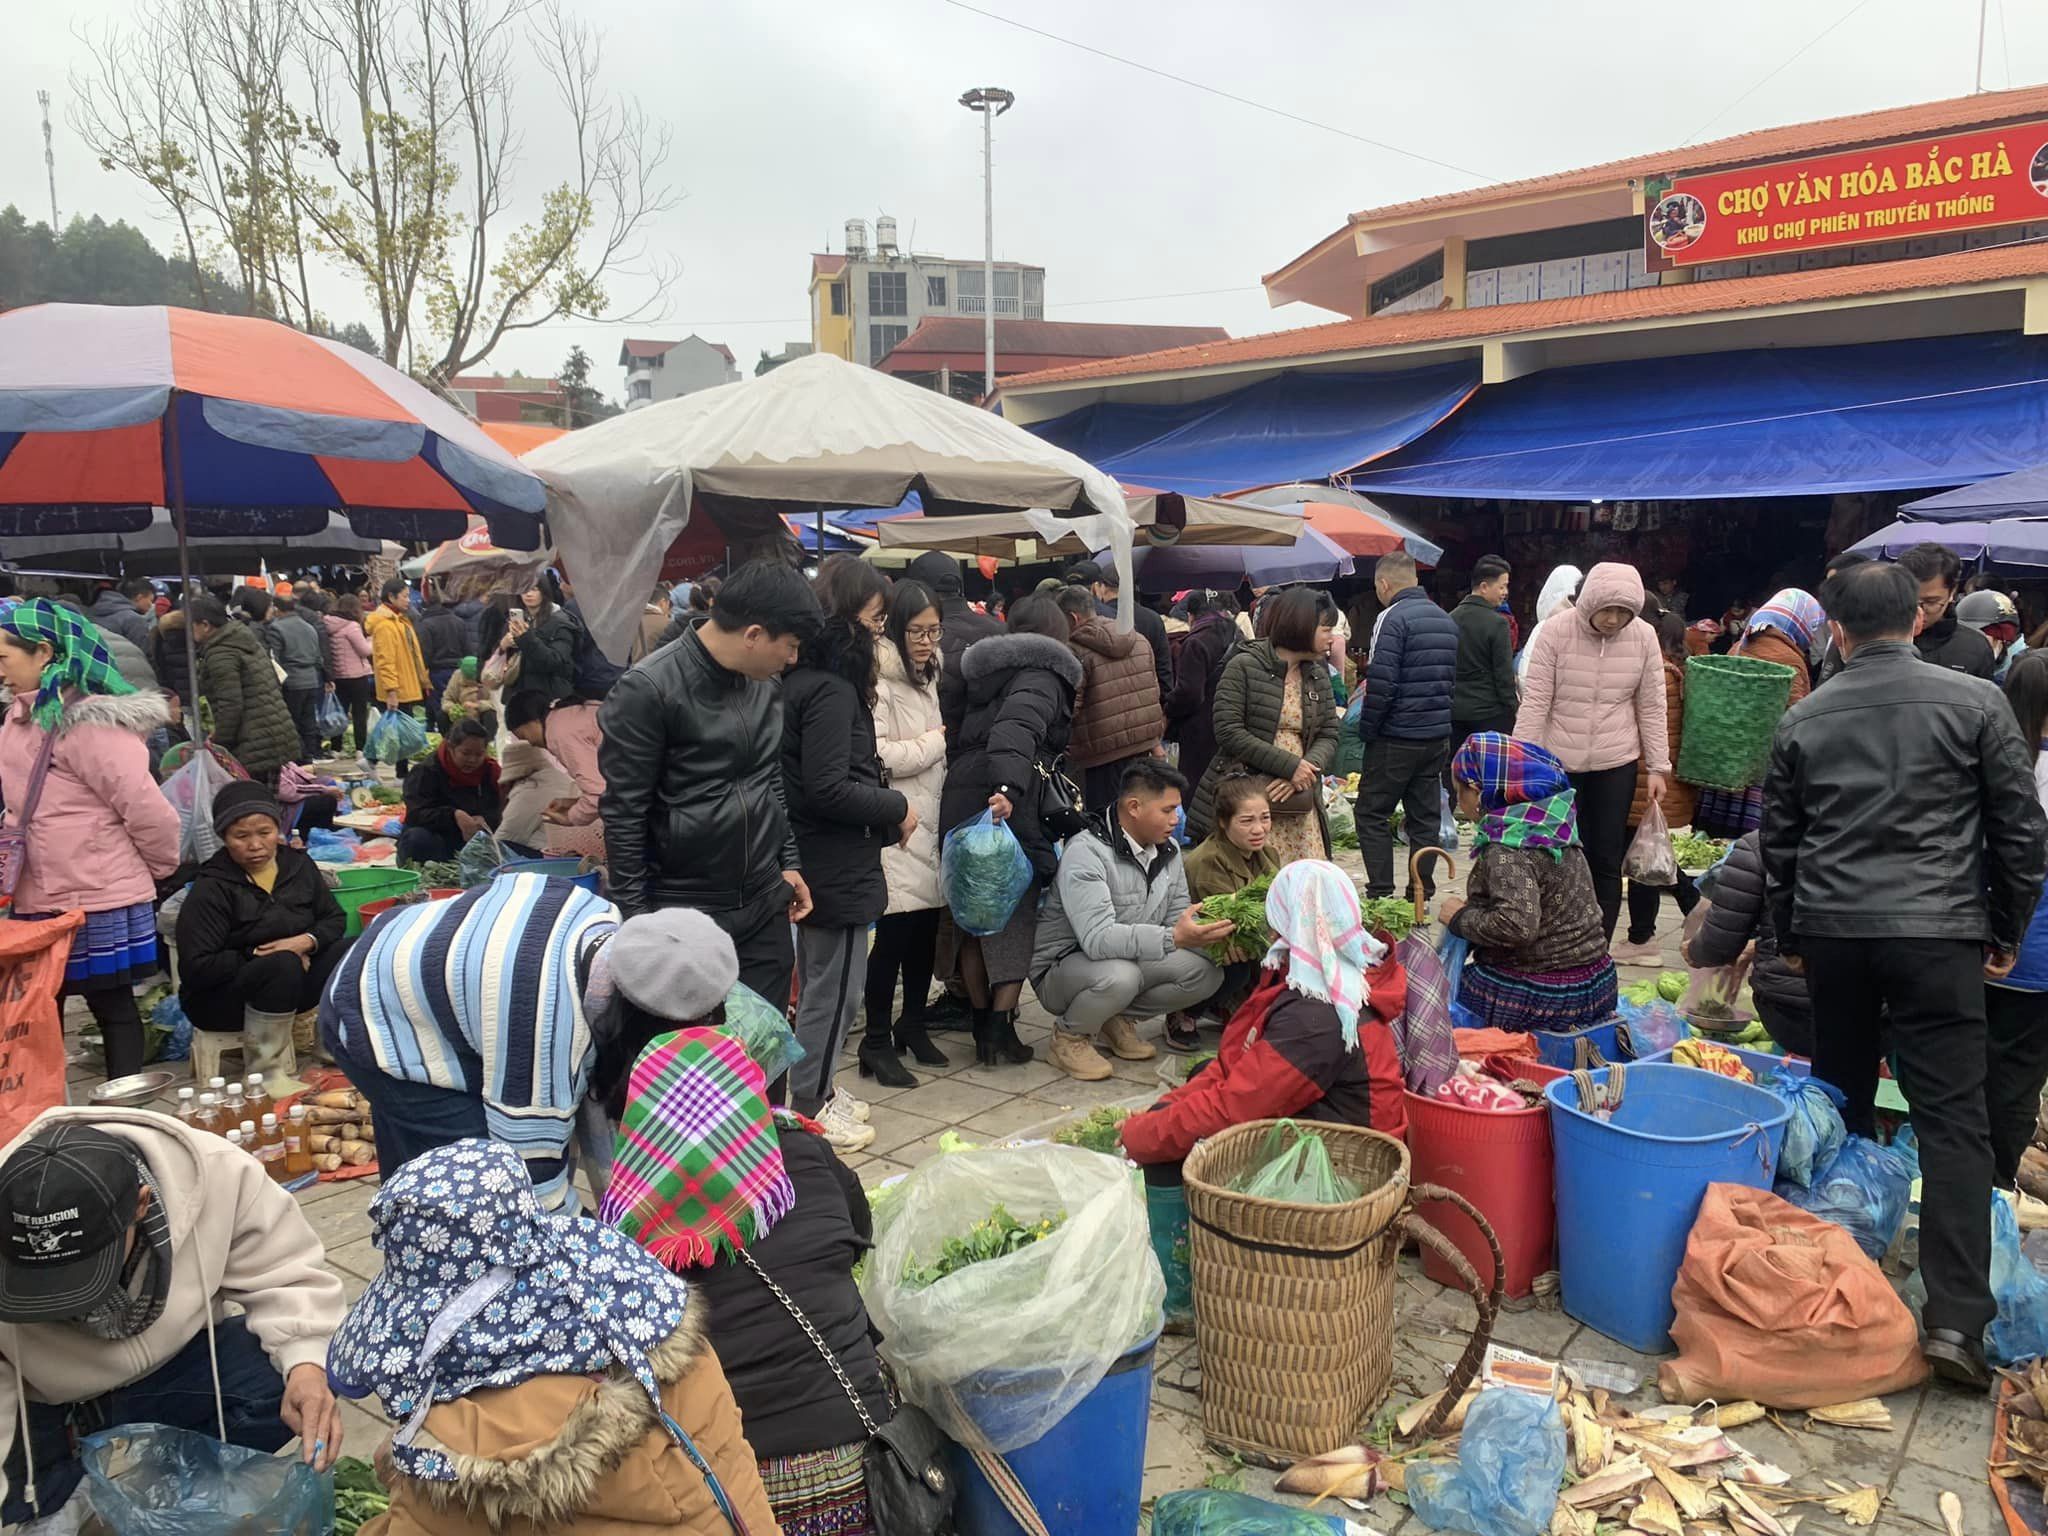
[1228,1120,1361,1204]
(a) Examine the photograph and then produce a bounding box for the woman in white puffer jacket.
[1514,561,1670,944]
[862,578,951,1086]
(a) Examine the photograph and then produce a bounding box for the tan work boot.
[1049,1028,1113,1081]
[1098,1014,1157,1061]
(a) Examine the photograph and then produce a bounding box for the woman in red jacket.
[1120,860,1408,1328]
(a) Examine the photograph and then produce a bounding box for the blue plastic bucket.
[951,1328,1159,1536]
[1547,1063,1791,1352]
[493,857,601,895]
[1638,1043,1811,1080]
[1532,1017,1625,1070]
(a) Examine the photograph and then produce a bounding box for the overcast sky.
[6,0,2046,392]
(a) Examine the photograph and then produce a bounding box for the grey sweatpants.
[1033,948,1222,1034]
[793,924,868,1115]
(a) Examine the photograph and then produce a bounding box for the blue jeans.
[1,1317,288,1524]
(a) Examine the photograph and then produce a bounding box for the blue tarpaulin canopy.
[1026,363,1480,497]
[1900,462,2048,521]
[1849,516,2048,567]
[1349,333,2048,501]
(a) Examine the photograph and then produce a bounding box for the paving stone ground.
[61,842,1994,1532]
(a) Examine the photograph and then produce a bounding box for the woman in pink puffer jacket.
[1513,562,1670,942]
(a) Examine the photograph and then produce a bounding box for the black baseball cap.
[0,1124,139,1323]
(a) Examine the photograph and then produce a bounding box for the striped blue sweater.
[321,873,619,1211]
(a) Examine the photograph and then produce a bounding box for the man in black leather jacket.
[1761,561,2047,1392]
[598,562,820,1006]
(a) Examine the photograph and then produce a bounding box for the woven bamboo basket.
[1184,1119,1502,1465]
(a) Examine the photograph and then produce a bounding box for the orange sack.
[1659,1182,1927,1408]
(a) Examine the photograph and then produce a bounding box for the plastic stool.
[189,1028,246,1086]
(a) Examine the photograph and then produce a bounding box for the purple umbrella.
[1095,524,1355,593]
[1848,517,2048,568]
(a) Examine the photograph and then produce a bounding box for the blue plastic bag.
[1990,1191,2048,1366]
[1775,1135,1911,1260]
[82,1424,329,1536]
[305,827,362,864]
[364,706,430,765]
[1439,783,1460,851]
[314,689,348,741]
[1768,1067,1847,1190]
[1152,1489,1348,1535]
[1408,1388,1566,1536]
[151,995,192,1065]
[1616,998,1689,1057]
[940,810,1034,936]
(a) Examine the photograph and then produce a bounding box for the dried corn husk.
[1806,1400,1891,1430]
[1629,1485,1683,1536]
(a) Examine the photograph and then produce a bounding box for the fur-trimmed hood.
[395,1297,726,1531]
[960,629,1084,690]
[2,688,169,737]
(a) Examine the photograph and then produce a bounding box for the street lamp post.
[958,87,1015,402]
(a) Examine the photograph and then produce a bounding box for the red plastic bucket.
[1405,1087,1556,1299]
[356,887,463,928]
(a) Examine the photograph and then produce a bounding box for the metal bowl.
[90,1070,178,1108]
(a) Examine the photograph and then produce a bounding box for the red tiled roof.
[1354,82,2048,227]
[1007,239,2048,390]
[812,253,847,280]
[619,338,679,361]
[881,317,1229,366]
[707,340,735,363]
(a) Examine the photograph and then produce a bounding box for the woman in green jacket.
[1188,589,1340,861]
[1169,775,1283,1050]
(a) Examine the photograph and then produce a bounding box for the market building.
[999,83,2048,620]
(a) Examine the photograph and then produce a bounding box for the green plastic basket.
[1675,654,1796,790]
[331,866,423,937]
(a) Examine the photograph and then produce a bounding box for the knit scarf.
[1452,731,1581,861]
[435,742,501,792]
[601,1028,796,1270]
[78,1157,171,1341]
[0,598,135,728]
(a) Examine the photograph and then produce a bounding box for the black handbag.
[1034,755,1088,840]
[739,1249,957,1535]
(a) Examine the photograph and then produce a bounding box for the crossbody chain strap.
[737,1247,879,1436]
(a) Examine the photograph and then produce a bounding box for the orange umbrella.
[478,420,569,455]
[1298,500,1414,558]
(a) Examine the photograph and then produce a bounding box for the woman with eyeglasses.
[861,579,950,1087]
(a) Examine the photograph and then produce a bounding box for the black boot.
[991,1009,1035,1065]
[972,1007,1000,1067]
[895,1017,950,1067]
[856,1037,917,1088]
[924,989,975,1031]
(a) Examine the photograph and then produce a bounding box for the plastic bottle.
[244,1074,272,1122]
[256,1114,287,1180]
[239,1120,256,1148]
[225,1129,244,1151]
[207,1075,227,1097]
[223,1084,246,1125]
[284,1105,312,1178]
[174,1087,197,1129]
[195,1093,224,1135]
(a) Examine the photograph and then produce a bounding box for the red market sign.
[1645,119,2048,266]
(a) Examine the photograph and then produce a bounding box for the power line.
[936,0,1495,183]
[1680,0,1878,145]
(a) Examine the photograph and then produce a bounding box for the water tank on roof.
[845,218,869,259]
[875,214,899,257]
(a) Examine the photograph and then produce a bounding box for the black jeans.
[1804,935,1995,1340]
[1357,736,1450,900]
[1568,762,1639,942]
[1625,867,1699,945]
[1986,985,2048,1188]
[84,986,147,1081]
[691,880,796,1014]
[0,1316,289,1524]
[865,907,941,1045]
[283,685,321,761]
[331,675,375,751]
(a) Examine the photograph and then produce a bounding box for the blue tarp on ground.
[1025,363,1481,497]
[1348,333,2048,501]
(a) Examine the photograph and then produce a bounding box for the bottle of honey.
[256,1114,287,1181]
[225,1129,244,1151]
[244,1074,272,1123]
[195,1093,224,1135]
[223,1084,246,1126]
[284,1105,312,1178]
[174,1088,197,1129]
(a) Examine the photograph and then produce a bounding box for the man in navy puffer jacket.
[1354,552,1460,900]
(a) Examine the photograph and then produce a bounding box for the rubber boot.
[1146,1181,1194,1333]
[242,1006,307,1097]
[991,1009,1034,1065]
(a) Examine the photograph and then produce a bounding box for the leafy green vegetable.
[1053,1106,1131,1155]
[1656,970,1688,1002]
[1197,875,1275,963]
[1621,979,1658,1007]
[903,1205,1066,1289]
[1360,896,1420,941]
[331,1456,389,1536]
[1671,832,1727,870]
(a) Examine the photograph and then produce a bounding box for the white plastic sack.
[860,1143,1163,1452]
[159,751,234,865]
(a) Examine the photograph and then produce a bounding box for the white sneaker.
[830,1085,872,1123]
[818,1093,876,1153]
[1610,939,1664,965]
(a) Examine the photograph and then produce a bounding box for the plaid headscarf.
[1261,861,1387,1051]
[602,1028,796,1270]
[1452,732,1580,861]
[0,599,136,728]
[1745,588,1825,655]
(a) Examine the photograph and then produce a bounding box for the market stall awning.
[875,494,1299,557]
[1348,333,2048,502]
[1026,362,1480,497]
[1848,516,2048,567]
[1899,461,2048,521]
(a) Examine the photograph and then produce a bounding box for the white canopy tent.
[527,353,1138,661]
